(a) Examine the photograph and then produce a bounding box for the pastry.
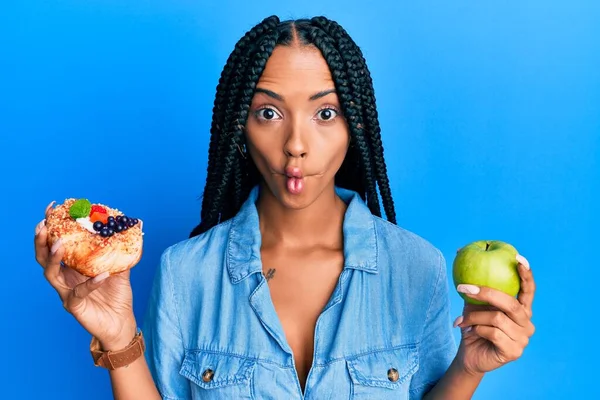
[45,198,143,277]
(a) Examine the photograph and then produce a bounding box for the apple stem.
[485,242,490,251]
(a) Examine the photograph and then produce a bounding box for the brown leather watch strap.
[90,330,145,370]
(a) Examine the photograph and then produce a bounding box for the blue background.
[2,1,598,398]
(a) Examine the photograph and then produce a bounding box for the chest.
[260,246,344,389]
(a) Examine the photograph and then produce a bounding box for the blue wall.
[3,1,598,398]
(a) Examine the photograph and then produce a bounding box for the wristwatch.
[90,330,145,370]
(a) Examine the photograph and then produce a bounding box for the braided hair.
[189,15,396,238]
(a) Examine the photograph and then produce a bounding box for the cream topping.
[76,217,97,234]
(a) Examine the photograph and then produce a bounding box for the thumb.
[64,272,111,314]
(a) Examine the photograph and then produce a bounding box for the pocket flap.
[346,345,418,389]
[179,350,256,389]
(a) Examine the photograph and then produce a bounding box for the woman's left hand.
[453,254,536,376]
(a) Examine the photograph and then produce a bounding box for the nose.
[283,120,308,158]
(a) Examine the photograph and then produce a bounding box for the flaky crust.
[46,199,143,277]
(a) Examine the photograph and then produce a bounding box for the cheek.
[245,130,282,172]
[320,130,350,168]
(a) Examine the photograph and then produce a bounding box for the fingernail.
[51,238,62,254]
[45,200,56,213]
[516,254,530,270]
[457,284,480,295]
[35,219,46,235]
[463,326,472,333]
[453,316,464,328]
[92,271,110,283]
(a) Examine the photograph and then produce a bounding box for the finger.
[64,272,111,314]
[452,315,473,336]
[44,238,70,300]
[34,219,48,266]
[463,302,497,314]
[471,325,524,362]
[457,284,530,327]
[458,310,528,346]
[45,201,56,219]
[516,254,535,317]
[35,199,55,266]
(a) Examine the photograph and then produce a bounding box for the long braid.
[344,29,397,224]
[190,16,397,238]
[361,69,397,224]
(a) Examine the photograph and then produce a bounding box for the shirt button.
[387,368,399,382]
[202,369,214,382]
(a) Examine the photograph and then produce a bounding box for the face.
[245,44,350,209]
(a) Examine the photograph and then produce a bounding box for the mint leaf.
[69,199,92,219]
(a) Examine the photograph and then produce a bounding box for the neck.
[256,183,347,249]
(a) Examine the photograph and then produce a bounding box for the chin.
[277,188,315,210]
[280,193,314,210]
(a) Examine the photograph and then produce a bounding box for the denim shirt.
[143,185,457,399]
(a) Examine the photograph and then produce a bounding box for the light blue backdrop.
[2,1,598,398]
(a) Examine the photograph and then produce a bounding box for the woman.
[33,15,536,399]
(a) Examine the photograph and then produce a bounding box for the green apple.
[452,240,520,305]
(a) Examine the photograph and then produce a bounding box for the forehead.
[256,45,335,94]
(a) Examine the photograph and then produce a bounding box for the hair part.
[189,15,396,238]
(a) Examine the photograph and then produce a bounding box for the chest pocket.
[179,350,256,399]
[346,345,418,400]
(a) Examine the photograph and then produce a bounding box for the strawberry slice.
[90,211,109,224]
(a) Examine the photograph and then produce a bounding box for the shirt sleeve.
[142,247,191,400]
[409,249,458,398]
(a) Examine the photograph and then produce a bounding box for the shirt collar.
[226,185,378,284]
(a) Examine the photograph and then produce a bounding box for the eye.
[255,107,282,121]
[316,107,339,121]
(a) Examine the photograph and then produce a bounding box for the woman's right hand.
[34,201,138,351]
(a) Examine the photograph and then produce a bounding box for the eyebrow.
[254,88,336,101]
